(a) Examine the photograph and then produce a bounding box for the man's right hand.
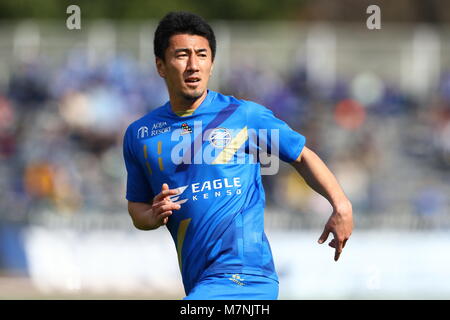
[151,183,182,227]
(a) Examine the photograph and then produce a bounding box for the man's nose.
[187,54,199,71]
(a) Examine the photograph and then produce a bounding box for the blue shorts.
[183,273,279,300]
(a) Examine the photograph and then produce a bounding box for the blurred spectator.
[7,62,49,110]
[0,96,16,159]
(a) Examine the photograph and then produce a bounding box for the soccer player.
[123,11,353,300]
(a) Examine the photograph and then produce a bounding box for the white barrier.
[23,227,450,299]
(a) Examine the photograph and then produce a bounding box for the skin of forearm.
[291,147,350,211]
[128,202,157,230]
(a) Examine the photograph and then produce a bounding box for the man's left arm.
[290,146,353,261]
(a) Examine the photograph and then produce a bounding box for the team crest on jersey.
[209,127,231,149]
[181,123,192,135]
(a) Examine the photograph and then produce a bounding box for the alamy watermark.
[139,121,282,175]
[66,5,81,30]
[366,5,381,30]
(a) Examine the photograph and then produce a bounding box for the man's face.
[156,33,214,102]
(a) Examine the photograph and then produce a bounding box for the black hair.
[154,11,216,61]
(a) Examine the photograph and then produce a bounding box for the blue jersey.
[123,90,306,295]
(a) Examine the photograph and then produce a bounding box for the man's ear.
[210,62,214,76]
[155,57,165,78]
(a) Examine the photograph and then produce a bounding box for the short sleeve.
[123,124,155,203]
[247,102,306,163]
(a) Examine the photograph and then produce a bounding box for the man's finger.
[153,201,181,213]
[334,251,341,261]
[328,239,336,248]
[159,211,173,224]
[161,183,172,200]
[162,189,180,198]
[154,188,179,202]
[157,203,181,214]
[159,210,173,218]
[343,239,348,249]
[334,241,343,261]
[152,199,168,209]
[163,203,181,211]
[318,228,330,244]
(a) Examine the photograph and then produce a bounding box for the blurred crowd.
[0,48,449,229]
[226,62,450,228]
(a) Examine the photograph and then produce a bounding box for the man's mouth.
[185,77,201,83]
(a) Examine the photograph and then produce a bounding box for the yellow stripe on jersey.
[177,218,192,271]
[143,144,152,175]
[145,161,152,175]
[157,141,164,171]
[212,127,248,164]
[143,144,148,159]
[157,141,162,155]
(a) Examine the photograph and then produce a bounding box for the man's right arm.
[128,201,157,230]
[128,183,181,230]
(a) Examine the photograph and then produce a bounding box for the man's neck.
[169,90,208,114]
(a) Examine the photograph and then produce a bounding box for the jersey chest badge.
[209,127,231,149]
[181,123,193,135]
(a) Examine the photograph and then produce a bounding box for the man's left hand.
[318,200,353,261]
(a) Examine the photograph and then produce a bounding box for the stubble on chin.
[181,89,204,102]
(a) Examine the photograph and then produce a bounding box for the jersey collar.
[166,90,216,119]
